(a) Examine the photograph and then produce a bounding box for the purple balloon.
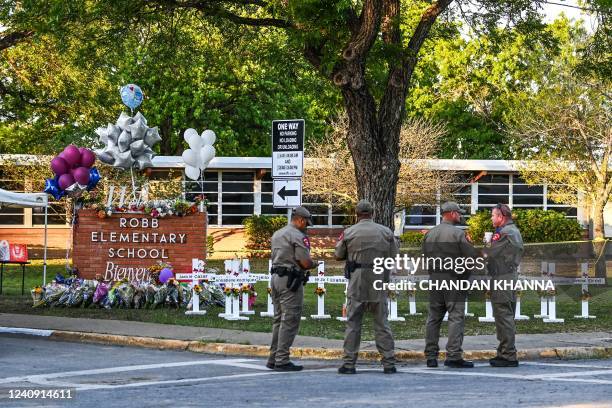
[58,173,75,190]
[80,148,96,168]
[62,145,81,167]
[50,157,69,176]
[159,268,173,284]
[73,167,90,185]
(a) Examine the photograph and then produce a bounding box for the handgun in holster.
[286,267,308,292]
[344,261,358,280]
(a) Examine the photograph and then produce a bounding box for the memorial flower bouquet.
[581,289,592,301]
[30,286,44,306]
[314,287,326,297]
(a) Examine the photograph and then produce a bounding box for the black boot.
[444,359,474,368]
[426,359,438,368]
[490,357,519,367]
[274,362,303,372]
[338,366,357,374]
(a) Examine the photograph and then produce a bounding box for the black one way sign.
[272,119,304,178]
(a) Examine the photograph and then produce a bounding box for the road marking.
[0,327,53,336]
[397,368,612,385]
[522,362,612,370]
[527,369,612,379]
[0,358,255,385]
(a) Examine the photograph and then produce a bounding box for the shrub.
[400,231,425,247]
[207,235,215,257]
[467,209,582,243]
[243,215,287,251]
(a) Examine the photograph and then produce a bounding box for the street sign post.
[272,119,304,210]
[272,119,304,178]
[273,178,302,208]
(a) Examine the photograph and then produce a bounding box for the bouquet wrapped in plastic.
[152,285,168,309]
[38,282,67,307]
[133,284,146,309]
[144,284,157,308]
[117,283,135,308]
[165,279,179,308]
[66,284,85,307]
[92,282,109,306]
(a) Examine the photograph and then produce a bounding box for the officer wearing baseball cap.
[267,206,315,371]
[335,199,398,374]
[422,201,480,368]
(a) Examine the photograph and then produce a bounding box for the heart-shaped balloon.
[182,149,199,167]
[201,129,216,145]
[200,145,216,164]
[184,165,201,181]
[184,129,202,150]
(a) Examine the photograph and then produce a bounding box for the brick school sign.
[73,209,206,280]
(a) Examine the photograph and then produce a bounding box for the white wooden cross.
[310,261,331,319]
[259,260,275,317]
[574,263,596,319]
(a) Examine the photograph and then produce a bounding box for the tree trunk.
[592,197,608,278]
[342,88,400,229]
[593,199,606,240]
[159,116,173,155]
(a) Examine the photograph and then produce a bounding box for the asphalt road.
[0,333,611,408]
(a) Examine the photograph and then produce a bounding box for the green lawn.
[0,262,610,341]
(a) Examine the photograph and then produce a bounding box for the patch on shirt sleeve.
[303,236,311,249]
[338,232,344,242]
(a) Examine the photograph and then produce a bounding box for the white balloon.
[182,149,200,167]
[201,129,216,146]
[184,129,202,150]
[185,165,201,181]
[200,145,215,167]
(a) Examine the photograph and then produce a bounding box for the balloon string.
[67,200,76,270]
[130,167,137,204]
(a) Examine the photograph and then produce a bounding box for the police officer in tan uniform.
[335,200,397,374]
[423,201,480,368]
[484,203,523,367]
[267,206,315,372]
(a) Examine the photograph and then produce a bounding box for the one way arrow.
[277,185,298,200]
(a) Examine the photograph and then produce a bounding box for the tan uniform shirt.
[485,220,524,277]
[271,224,312,269]
[335,218,398,302]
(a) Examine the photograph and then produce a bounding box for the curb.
[48,330,612,362]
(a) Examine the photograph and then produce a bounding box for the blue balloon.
[87,167,101,191]
[120,84,144,110]
[44,178,64,200]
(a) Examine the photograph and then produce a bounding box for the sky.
[542,0,597,30]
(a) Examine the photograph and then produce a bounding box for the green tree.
[2,1,552,227]
[407,17,588,159]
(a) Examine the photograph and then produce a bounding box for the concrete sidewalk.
[1,313,611,361]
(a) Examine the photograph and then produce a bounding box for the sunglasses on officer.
[494,203,512,217]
